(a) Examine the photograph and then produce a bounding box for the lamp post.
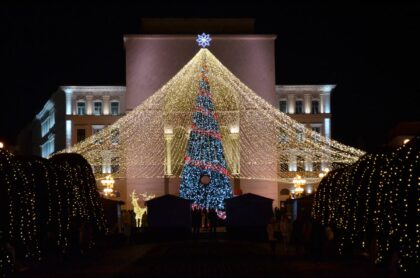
[318,167,330,179]
[101,175,115,197]
[292,174,306,198]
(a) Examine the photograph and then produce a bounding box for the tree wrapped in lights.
[179,61,233,209]
[313,136,420,274]
[0,150,107,275]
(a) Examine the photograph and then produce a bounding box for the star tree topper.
[196,33,212,48]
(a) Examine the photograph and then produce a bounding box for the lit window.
[41,135,55,158]
[312,100,319,114]
[111,101,119,115]
[93,101,102,115]
[41,111,55,137]
[279,100,287,113]
[295,100,303,114]
[77,101,86,115]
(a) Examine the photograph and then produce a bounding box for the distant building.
[18,86,125,158]
[275,85,335,196]
[276,85,334,142]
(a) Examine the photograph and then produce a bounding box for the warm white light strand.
[60,49,364,182]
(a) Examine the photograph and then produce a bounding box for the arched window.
[280,188,290,196]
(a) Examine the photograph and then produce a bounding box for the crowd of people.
[191,207,219,237]
[267,208,336,258]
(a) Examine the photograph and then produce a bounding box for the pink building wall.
[124,35,277,110]
[124,34,280,207]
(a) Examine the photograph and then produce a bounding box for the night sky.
[1,2,420,152]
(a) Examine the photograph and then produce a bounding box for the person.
[208,209,218,236]
[267,217,279,257]
[291,216,304,255]
[191,207,201,237]
[279,214,291,255]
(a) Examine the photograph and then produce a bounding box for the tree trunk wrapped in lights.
[179,59,233,210]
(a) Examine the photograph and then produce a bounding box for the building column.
[65,90,73,115]
[288,153,297,172]
[103,95,110,115]
[320,93,331,114]
[164,127,174,176]
[229,128,240,175]
[86,95,93,115]
[71,95,77,115]
[304,155,313,171]
[324,118,331,140]
[304,94,311,114]
[287,94,295,114]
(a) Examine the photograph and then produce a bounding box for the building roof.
[276,85,336,94]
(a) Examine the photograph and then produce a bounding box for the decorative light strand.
[313,136,420,273]
[61,49,364,184]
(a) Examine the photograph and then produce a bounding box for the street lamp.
[101,175,115,197]
[318,167,330,179]
[0,142,4,149]
[292,175,306,197]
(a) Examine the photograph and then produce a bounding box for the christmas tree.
[179,59,233,210]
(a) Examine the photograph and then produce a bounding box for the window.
[110,101,119,115]
[77,129,86,142]
[92,125,105,144]
[312,126,321,134]
[278,132,288,143]
[313,162,321,172]
[311,126,321,142]
[297,156,305,172]
[41,111,55,137]
[295,100,303,114]
[41,135,54,158]
[93,101,102,115]
[279,162,289,172]
[279,100,287,113]
[312,100,319,114]
[111,156,119,173]
[296,126,304,141]
[111,128,120,145]
[77,101,86,115]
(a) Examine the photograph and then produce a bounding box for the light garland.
[61,48,364,184]
[0,149,107,274]
[313,136,420,273]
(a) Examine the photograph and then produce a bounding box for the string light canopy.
[60,48,364,183]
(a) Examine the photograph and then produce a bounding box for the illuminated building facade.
[276,85,335,199]
[18,86,125,158]
[18,19,344,207]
